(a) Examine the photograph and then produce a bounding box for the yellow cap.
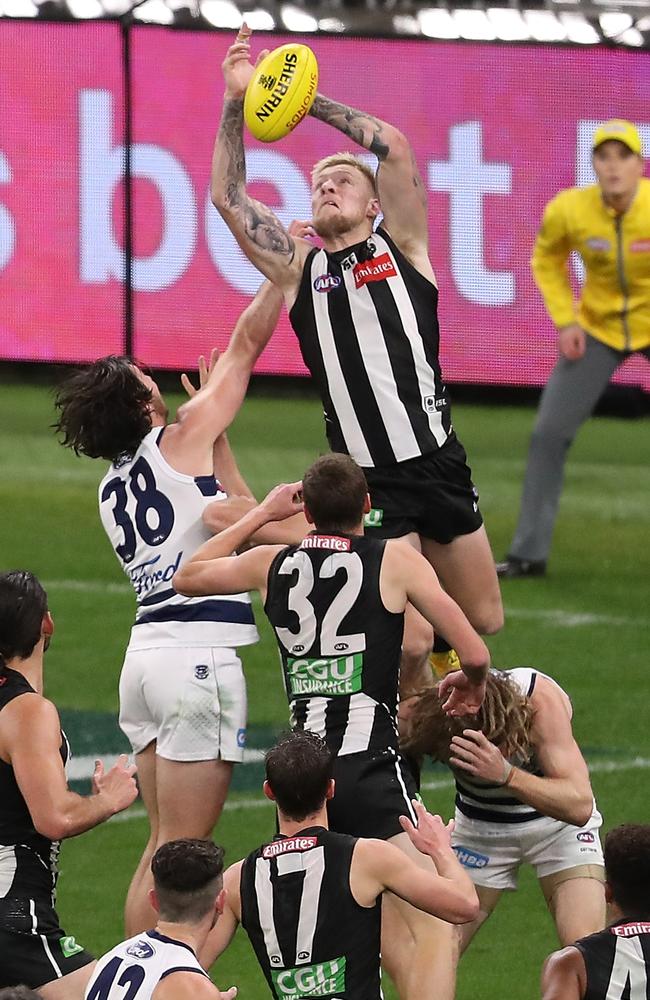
[593,120,642,155]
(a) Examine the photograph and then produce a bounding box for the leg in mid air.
[541,870,606,946]
[401,598,435,696]
[393,534,435,698]
[421,526,504,638]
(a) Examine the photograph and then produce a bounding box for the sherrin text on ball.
[244,43,318,143]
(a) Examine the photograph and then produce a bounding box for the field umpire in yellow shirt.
[498,120,649,578]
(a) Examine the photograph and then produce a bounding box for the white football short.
[119,646,247,762]
[452,805,604,891]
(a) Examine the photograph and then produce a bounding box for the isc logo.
[313,274,341,292]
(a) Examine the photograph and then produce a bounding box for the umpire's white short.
[452,805,604,890]
[119,646,247,762]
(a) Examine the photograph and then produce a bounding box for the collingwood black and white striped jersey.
[240,827,381,1000]
[454,668,547,824]
[0,668,67,904]
[264,533,403,756]
[289,226,453,469]
[576,919,650,1000]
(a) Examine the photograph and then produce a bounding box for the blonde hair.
[311,153,378,196]
[403,671,535,764]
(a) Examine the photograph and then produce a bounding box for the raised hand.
[259,482,304,522]
[180,348,219,399]
[438,671,486,717]
[222,24,269,100]
[399,799,454,857]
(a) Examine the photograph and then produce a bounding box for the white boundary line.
[67,748,266,781]
[108,755,650,824]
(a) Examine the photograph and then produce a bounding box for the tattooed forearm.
[309,94,390,161]
[213,98,295,263]
[217,98,247,209]
[242,201,296,262]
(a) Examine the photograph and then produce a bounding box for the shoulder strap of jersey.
[264,544,298,613]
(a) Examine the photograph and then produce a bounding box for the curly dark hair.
[604,825,650,917]
[53,356,153,464]
[403,670,535,764]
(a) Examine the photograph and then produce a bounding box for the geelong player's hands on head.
[399,799,454,857]
[449,729,513,786]
[222,23,269,100]
[259,482,304,523]
[92,754,138,816]
[438,669,487,718]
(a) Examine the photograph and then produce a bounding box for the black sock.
[432,636,452,654]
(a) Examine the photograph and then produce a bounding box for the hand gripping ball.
[244,43,318,143]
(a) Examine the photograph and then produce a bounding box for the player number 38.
[101,457,175,564]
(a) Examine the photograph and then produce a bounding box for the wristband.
[500,760,515,787]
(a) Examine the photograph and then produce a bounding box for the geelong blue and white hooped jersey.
[576,919,650,1000]
[264,533,404,756]
[84,929,209,1000]
[454,668,561,824]
[99,427,258,651]
[289,226,453,469]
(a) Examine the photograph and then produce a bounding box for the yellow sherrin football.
[244,43,318,143]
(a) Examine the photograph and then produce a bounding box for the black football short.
[362,434,483,544]
[0,895,94,989]
[327,747,419,841]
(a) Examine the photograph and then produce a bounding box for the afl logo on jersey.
[334,642,349,652]
[127,941,155,959]
[577,831,595,843]
[313,274,341,292]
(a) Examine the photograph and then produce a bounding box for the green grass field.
[1,375,649,999]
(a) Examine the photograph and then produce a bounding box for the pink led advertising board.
[1,24,648,388]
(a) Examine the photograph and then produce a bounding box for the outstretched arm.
[385,542,489,713]
[309,93,429,258]
[353,802,478,923]
[5,696,137,840]
[161,280,284,476]
[210,28,310,290]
